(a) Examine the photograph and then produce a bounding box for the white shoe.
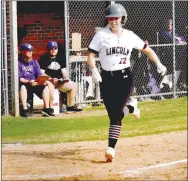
[105,147,115,162]
[128,98,140,119]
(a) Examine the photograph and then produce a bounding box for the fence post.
[1,1,9,115]
[172,0,177,98]
[9,1,19,116]
[64,1,70,106]
[64,1,69,74]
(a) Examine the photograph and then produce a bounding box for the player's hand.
[91,68,102,84]
[29,80,38,86]
[56,78,70,89]
[50,78,58,85]
[157,63,167,76]
[43,81,48,86]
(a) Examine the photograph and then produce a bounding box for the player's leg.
[45,80,55,108]
[123,74,140,119]
[100,76,118,162]
[100,78,125,161]
[19,84,29,117]
[34,85,55,116]
[19,84,28,110]
[59,81,82,112]
[126,97,140,119]
[101,69,134,162]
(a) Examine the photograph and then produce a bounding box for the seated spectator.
[160,19,187,91]
[19,43,55,117]
[161,19,187,45]
[38,41,82,113]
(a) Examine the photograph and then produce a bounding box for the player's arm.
[141,46,160,65]
[131,31,167,76]
[87,50,102,83]
[40,69,47,75]
[87,51,97,69]
[141,46,167,76]
[38,55,49,76]
[61,68,69,80]
[18,62,31,84]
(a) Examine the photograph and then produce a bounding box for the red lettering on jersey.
[119,57,127,64]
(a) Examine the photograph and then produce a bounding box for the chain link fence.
[68,1,108,104]
[68,1,187,104]
[1,1,187,115]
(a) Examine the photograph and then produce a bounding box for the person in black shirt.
[38,41,82,113]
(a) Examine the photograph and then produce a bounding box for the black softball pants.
[100,67,134,126]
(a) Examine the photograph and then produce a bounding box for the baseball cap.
[47,41,58,50]
[20,43,33,51]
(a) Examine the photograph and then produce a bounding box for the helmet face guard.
[105,4,127,26]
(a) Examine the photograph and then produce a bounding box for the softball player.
[87,3,167,162]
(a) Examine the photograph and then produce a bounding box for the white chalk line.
[3,159,187,179]
[3,173,80,180]
[124,159,187,176]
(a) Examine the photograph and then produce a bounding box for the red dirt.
[2,131,187,180]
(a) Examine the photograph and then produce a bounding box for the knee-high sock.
[108,125,121,148]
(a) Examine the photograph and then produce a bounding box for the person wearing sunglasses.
[38,41,82,113]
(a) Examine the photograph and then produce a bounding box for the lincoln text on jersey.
[106,47,130,56]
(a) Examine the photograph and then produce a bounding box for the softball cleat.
[105,147,115,162]
[128,98,140,119]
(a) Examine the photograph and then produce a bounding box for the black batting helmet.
[105,4,127,25]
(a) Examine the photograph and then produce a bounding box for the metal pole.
[172,0,176,98]
[9,1,19,116]
[64,1,70,106]
[2,0,9,115]
[156,32,159,54]
[0,1,2,116]
[64,1,69,75]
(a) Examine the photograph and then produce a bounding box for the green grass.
[2,97,187,145]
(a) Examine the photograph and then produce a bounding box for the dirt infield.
[32,108,108,119]
[2,130,187,180]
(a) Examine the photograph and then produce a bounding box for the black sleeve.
[88,48,99,54]
[57,53,66,69]
[38,54,49,70]
[57,42,66,68]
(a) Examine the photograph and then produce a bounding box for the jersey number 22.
[119,57,127,64]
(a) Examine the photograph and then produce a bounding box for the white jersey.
[89,27,145,71]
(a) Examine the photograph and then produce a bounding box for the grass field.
[2,97,187,145]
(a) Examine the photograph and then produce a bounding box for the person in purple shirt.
[19,43,55,117]
[161,19,187,44]
[160,19,187,90]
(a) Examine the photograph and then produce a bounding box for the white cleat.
[128,98,140,119]
[133,108,140,119]
[105,147,115,162]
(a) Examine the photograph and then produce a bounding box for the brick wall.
[18,13,65,60]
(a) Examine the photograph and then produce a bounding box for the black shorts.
[19,82,46,99]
